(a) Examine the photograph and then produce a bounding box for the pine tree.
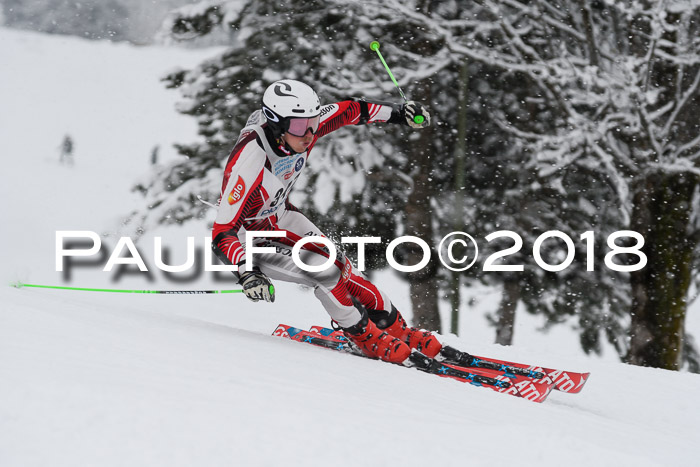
[0,0,196,43]
[1,0,131,40]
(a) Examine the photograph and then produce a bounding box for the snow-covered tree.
[454,58,629,355]
[379,0,700,369]
[0,0,196,43]
[1,0,130,40]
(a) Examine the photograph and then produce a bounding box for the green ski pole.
[369,41,425,126]
[10,281,244,295]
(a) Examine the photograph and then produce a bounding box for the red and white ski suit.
[212,99,401,327]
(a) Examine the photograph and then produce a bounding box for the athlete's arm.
[316,98,429,138]
[212,138,267,267]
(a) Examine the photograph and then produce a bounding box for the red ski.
[308,325,590,394]
[273,324,553,403]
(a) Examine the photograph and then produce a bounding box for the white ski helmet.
[262,79,321,137]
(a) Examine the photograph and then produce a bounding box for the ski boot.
[372,306,443,358]
[342,306,411,364]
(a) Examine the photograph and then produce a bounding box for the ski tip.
[9,281,24,289]
[560,372,591,394]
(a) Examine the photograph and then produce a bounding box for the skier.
[60,134,74,166]
[212,79,442,363]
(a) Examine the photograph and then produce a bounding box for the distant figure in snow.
[59,134,74,166]
[151,145,159,166]
[211,79,438,363]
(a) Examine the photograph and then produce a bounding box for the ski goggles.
[286,115,320,137]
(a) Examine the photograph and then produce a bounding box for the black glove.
[238,264,275,303]
[401,101,431,128]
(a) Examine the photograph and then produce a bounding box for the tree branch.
[576,0,600,67]
[677,134,700,161]
[662,67,700,138]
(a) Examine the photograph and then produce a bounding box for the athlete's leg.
[244,211,437,360]
[247,210,410,362]
[239,212,360,327]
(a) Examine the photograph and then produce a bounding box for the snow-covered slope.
[3,287,700,467]
[1,27,700,466]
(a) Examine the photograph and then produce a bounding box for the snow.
[1,27,700,466]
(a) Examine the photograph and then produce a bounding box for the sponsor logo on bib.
[227,176,246,205]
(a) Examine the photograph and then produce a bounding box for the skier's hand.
[238,267,275,303]
[402,101,431,129]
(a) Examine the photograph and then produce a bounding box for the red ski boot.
[342,309,411,364]
[379,307,442,358]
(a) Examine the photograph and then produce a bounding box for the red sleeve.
[315,100,397,138]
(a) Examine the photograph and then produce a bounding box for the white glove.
[403,101,431,129]
[238,266,275,303]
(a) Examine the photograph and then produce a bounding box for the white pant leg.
[241,210,362,327]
